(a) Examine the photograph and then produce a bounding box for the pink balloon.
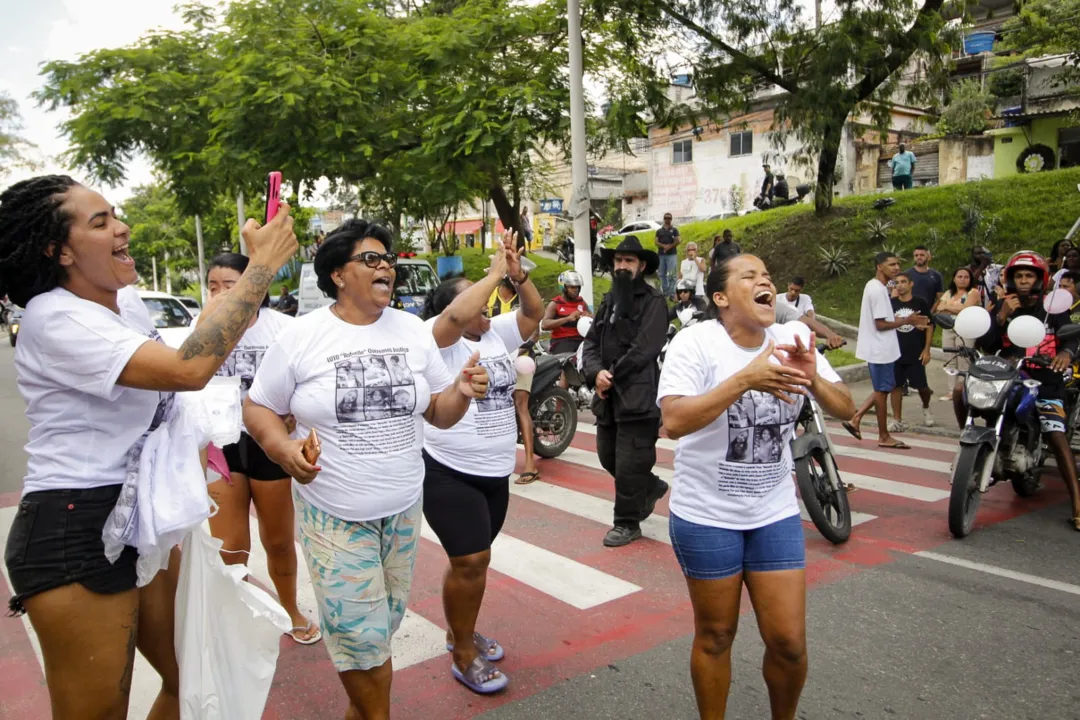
[514,355,536,375]
[1044,288,1073,315]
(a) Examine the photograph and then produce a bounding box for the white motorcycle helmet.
[558,270,584,289]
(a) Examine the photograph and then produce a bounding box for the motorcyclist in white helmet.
[669,279,706,325]
[543,271,593,356]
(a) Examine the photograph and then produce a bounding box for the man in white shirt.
[844,252,928,449]
[778,276,814,318]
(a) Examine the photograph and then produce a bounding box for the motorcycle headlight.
[10,323,18,333]
[966,377,1010,410]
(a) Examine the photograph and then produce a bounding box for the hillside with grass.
[610,167,1080,325]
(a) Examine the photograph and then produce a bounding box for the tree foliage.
[1002,0,1080,104]
[35,0,641,241]
[938,80,995,135]
[593,0,957,214]
[0,92,40,178]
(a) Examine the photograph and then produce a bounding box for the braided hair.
[0,175,78,307]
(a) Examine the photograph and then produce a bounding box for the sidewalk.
[843,357,961,439]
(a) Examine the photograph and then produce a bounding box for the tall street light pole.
[568,0,594,307]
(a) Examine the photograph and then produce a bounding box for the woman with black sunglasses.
[243,219,489,719]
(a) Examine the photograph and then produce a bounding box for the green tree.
[594,0,957,214]
[0,92,40,178]
[938,80,995,135]
[1002,0,1080,108]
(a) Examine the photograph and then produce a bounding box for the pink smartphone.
[265,171,282,224]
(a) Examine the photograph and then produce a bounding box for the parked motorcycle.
[752,183,812,211]
[521,341,579,458]
[792,342,851,544]
[557,238,609,276]
[6,306,22,347]
[936,312,1080,538]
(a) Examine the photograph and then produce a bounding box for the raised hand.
[775,332,818,382]
[458,351,490,398]
[737,340,811,404]
[242,204,297,272]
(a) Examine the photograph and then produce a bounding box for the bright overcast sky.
[1,0,186,201]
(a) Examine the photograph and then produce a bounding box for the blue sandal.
[451,656,509,694]
[446,631,504,662]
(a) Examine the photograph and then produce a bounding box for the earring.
[337,281,344,288]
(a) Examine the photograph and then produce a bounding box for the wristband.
[511,270,530,286]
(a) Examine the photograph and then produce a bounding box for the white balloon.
[1006,315,1046,349]
[577,316,593,338]
[954,305,992,341]
[1044,288,1073,315]
[514,355,536,375]
[782,320,812,348]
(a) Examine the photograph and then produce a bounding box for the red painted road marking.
[0,433,1072,719]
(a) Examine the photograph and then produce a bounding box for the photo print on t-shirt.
[725,390,795,465]
[334,353,416,423]
[217,349,267,393]
[476,357,515,413]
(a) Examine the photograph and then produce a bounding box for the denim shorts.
[868,362,896,393]
[669,512,805,580]
[5,485,138,616]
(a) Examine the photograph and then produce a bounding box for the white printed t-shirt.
[855,278,900,364]
[248,306,454,522]
[424,312,524,477]
[215,308,293,433]
[657,320,841,530]
[16,286,170,495]
[778,292,813,316]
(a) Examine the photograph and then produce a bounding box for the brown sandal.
[514,471,541,485]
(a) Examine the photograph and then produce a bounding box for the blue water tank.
[964,31,995,54]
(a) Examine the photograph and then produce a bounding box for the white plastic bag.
[180,375,243,448]
[176,525,292,720]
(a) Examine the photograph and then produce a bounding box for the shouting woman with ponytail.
[0,175,296,718]
[657,253,855,719]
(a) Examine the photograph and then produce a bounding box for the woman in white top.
[658,254,855,719]
[203,252,318,644]
[421,233,543,694]
[679,241,707,297]
[0,175,296,718]
[932,266,981,397]
[243,219,488,720]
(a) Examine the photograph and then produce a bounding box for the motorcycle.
[557,238,609,276]
[935,312,1080,538]
[752,183,812,211]
[521,341,579,458]
[6,307,21,347]
[659,306,705,370]
[791,343,851,544]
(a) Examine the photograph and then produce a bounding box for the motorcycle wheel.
[794,449,851,544]
[948,444,988,538]
[8,332,15,347]
[531,386,577,458]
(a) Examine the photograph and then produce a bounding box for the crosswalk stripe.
[238,514,449,671]
[831,444,952,474]
[798,500,878,527]
[420,523,641,609]
[826,424,959,453]
[839,472,950,502]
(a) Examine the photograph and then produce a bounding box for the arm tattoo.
[179,264,274,360]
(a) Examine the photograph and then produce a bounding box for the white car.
[177,296,202,317]
[138,290,195,348]
[613,220,662,236]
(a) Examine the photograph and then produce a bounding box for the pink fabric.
[206,443,232,484]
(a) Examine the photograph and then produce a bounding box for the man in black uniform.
[961,251,1080,529]
[583,236,670,547]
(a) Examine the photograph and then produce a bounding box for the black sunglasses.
[347,251,398,269]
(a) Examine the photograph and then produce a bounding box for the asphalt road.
[0,341,1078,719]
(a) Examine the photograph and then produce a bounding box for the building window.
[673,140,693,164]
[730,131,753,157]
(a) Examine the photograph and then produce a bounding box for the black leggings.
[422,451,510,557]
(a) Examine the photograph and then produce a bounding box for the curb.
[835,362,869,384]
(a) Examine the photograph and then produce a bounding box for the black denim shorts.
[5,485,138,616]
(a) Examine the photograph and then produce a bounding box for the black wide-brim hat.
[600,235,660,275]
